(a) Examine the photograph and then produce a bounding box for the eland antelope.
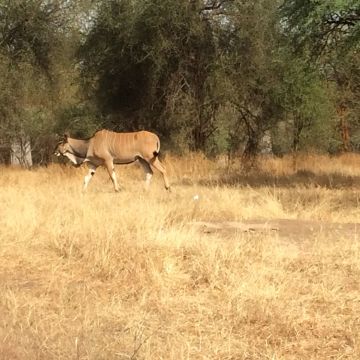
[54,129,170,192]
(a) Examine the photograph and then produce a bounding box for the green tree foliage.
[78,0,221,150]
[275,55,336,153]
[0,0,63,72]
[78,0,293,155]
[0,0,358,165]
[281,0,360,151]
[281,0,360,56]
[216,0,285,159]
[0,0,89,164]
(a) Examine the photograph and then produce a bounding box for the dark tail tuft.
[153,139,160,157]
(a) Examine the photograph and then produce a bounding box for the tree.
[0,0,87,165]
[281,0,360,56]
[215,0,284,161]
[281,0,360,152]
[78,0,224,151]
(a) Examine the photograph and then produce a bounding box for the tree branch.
[199,0,233,14]
[325,10,360,27]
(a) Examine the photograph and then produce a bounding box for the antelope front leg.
[83,164,97,192]
[105,160,120,192]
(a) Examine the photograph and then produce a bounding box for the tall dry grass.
[0,153,359,359]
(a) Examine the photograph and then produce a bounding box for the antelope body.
[54,129,170,192]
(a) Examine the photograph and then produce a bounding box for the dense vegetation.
[0,0,359,165]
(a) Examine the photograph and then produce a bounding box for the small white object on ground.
[193,194,199,201]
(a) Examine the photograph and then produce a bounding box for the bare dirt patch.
[190,218,360,240]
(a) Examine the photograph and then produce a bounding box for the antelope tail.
[153,140,160,157]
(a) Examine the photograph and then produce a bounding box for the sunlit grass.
[0,153,359,359]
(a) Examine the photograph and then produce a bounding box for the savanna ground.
[1,153,360,359]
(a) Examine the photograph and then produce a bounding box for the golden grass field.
[1,153,360,359]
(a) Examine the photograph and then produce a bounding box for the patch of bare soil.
[190,219,360,240]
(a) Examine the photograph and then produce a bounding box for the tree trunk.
[242,131,260,170]
[337,104,350,152]
[193,124,207,151]
[240,110,263,170]
[10,136,32,168]
[292,117,303,171]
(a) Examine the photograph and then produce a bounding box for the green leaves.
[78,0,220,150]
[0,0,66,72]
[281,0,360,57]
[0,0,357,162]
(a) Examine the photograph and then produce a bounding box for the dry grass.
[1,153,360,359]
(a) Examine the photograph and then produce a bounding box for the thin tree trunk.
[292,117,303,172]
[242,131,260,170]
[10,135,32,168]
[337,104,350,152]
